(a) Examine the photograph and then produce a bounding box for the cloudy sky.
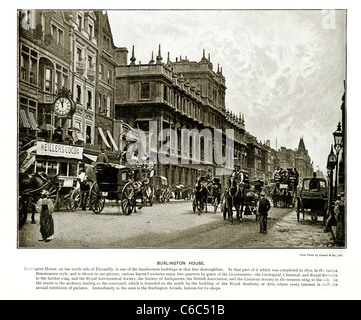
[107,10,346,172]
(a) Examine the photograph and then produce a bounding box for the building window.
[141,82,150,99]
[88,55,93,69]
[51,24,64,44]
[76,85,82,104]
[107,69,112,85]
[77,48,82,62]
[98,92,103,111]
[45,68,52,92]
[20,46,38,85]
[55,71,61,93]
[87,90,92,109]
[86,125,92,144]
[163,85,168,102]
[89,24,93,39]
[106,96,111,117]
[99,64,103,80]
[20,53,29,81]
[78,15,83,31]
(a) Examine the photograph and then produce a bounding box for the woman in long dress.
[36,190,55,242]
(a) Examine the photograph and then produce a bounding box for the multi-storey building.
[114,47,246,187]
[19,10,72,144]
[245,132,263,180]
[63,11,98,153]
[93,11,119,161]
[294,137,313,181]
[18,10,85,185]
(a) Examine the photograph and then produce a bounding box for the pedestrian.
[97,148,108,163]
[77,167,89,211]
[36,190,55,242]
[257,191,271,234]
[309,172,320,191]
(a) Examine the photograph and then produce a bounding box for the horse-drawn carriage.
[297,177,328,222]
[243,179,264,216]
[192,176,222,214]
[221,173,264,223]
[271,168,298,208]
[86,162,154,215]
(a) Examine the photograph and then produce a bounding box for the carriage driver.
[206,168,214,183]
[232,165,244,183]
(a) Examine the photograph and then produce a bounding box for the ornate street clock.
[53,88,75,118]
[54,97,72,117]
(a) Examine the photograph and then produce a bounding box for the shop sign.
[36,141,83,160]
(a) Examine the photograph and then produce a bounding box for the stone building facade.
[114,46,246,187]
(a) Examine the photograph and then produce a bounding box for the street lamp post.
[327,145,337,215]
[333,122,343,199]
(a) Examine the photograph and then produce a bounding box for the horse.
[19,172,59,225]
[193,180,208,215]
[224,176,244,223]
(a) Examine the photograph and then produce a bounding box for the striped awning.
[28,112,39,131]
[106,130,119,151]
[20,109,30,128]
[75,131,84,141]
[97,127,111,148]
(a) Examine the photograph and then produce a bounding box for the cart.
[88,163,135,215]
[272,168,298,207]
[297,177,328,222]
[205,177,222,213]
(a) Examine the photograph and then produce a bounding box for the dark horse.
[19,172,59,227]
[193,180,208,215]
[224,176,244,223]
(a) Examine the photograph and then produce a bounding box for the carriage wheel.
[164,190,170,203]
[19,197,28,229]
[69,189,81,211]
[121,182,135,215]
[220,195,227,219]
[47,183,59,211]
[89,182,105,214]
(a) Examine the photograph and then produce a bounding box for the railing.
[20,28,71,63]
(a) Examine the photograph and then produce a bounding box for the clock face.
[54,97,72,117]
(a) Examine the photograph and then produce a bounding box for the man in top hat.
[257,191,271,234]
[97,148,108,163]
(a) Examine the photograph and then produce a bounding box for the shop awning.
[75,131,84,142]
[106,130,119,152]
[28,111,39,131]
[83,153,97,162]
[20,109,30,128]
[97,127,111,148]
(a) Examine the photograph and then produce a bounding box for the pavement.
[247,209,336,248]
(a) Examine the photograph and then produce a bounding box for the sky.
[107,10,346,173]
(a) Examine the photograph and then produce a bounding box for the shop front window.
[59,162,68,176]
[36,161,46,173]
[69,163,78,177]
[47,161,58,175]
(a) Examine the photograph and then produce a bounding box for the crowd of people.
[274,167,299,187]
